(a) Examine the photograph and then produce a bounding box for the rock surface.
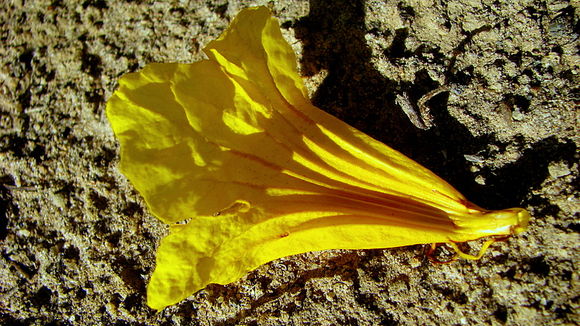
[1,0,578,325]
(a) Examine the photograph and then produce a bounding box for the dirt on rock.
[1,0,578,325]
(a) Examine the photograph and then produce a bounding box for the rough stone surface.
[1,0,578,325]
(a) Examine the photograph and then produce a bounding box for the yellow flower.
[106,6,530,310]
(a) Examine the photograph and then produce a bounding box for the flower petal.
[106,6,530,310]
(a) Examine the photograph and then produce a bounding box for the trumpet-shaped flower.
[106,6,530,310]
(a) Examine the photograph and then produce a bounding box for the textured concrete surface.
[1,0,578,325]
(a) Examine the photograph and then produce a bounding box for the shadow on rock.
[291,0,574,213]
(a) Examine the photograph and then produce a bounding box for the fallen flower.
[106,6,530,310]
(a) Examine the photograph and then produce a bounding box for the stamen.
[448,239,497,260]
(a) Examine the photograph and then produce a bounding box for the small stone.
[464,154,484,163]
[548,162,571,179]
[512,108,525,121]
